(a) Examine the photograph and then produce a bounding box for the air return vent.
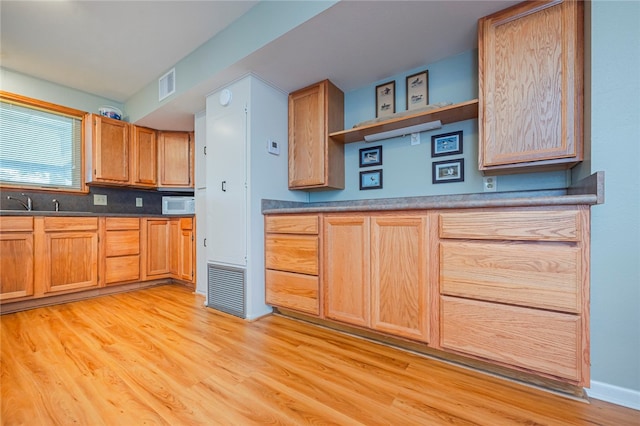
[207,264,245,318]
[158,68,175,101]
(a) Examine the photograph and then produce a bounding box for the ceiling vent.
[158,68,176,101]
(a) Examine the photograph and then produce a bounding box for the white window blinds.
[0,100,83,190]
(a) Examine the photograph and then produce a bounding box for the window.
[0,92,86,192]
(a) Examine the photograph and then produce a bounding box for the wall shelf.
[329,99,479,144]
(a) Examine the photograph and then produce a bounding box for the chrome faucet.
[6,193,33,211]
[52,199,59,212]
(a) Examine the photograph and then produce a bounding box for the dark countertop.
[0,211,192,217]
[262,172,604,214]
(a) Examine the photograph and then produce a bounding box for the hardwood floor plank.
[1,284,638,425]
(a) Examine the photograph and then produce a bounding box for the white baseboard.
[588,381,640,410]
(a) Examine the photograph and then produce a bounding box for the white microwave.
[162,196,195,215]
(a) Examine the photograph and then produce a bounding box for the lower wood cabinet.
[104,217,140,285]
[323,213,429,342]
[0,217,34,301]
[436,206,590,385]
[1,215,195,310]
[265,215,320,316]
[266,204,591,387]
[41,217,99,294]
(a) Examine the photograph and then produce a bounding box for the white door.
[206,107,247,266]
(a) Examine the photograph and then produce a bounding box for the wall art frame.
[375,81,395,118]
[432,158,464,184]
[359,145,383,167]
[431,131,463,157]
[406,70,429,111]
[359,169,383,190]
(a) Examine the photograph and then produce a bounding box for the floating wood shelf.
[329,99,479,144]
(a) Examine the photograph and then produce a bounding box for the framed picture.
[406,70,429,111]
[375,81,395,118]
[432,158,464,184]
[359,145,382,167]
[360,169,383,190]
[431,131,463,157]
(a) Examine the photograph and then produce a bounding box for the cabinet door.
[179,229,194,282]
[92,115,130,183]
[288,80,344,190]
[370,216,429,342]
[145,219,171,278]
[479,0,583,171]
[0,232,34,301]
[44,231,99,293]
[158,131,193,188]
[131,125,157,187]
[323,215,370,327]
[206,108,247,266]
[169,219,180,276]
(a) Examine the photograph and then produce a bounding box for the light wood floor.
[1,285,637,425]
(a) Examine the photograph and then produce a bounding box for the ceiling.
[1,0,519,131]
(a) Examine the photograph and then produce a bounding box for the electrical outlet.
[136,197,143,207]
[93,194,107,205]
[483,176,497,192]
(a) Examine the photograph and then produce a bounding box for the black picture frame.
[432,158,464,184]
[406,70,429,111]
[375,81,395,118]
[359,169,383,190]
[431,131,463,157]
[359,145,383,168]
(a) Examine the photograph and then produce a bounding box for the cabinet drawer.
[105,217,139,230]
[440,241,581,313]
[105,255,140,284]
[440,296,581,382]
[266,269,319,315]
[265,234,318,275]
[265,215,319,234]
[0,216,34,232]
[44,217,98,231]
[439,210,580,241]
[106,230,140,257]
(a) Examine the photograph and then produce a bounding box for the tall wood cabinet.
[323,213,430,343]
[478,0,583,173]
[288,80,344,190]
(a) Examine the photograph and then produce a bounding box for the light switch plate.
[136,197,143,207]
[410,132,420,145]
[93,194,107,205]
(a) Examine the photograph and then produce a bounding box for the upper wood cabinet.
[131,125,157,188]
[89,114,130,185]
[158,131,194,188]
[478,0,583,173]
[288,80,344,191]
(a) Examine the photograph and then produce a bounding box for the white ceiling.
[1,0,519,131]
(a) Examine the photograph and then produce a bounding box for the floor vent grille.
[207,264,245,318]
